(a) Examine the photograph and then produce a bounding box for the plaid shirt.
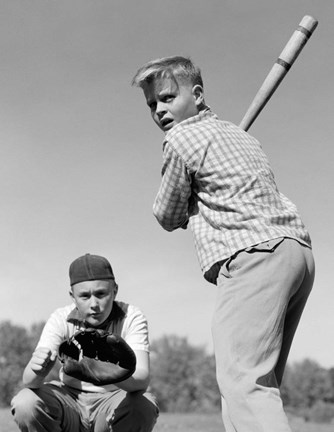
[153,109,311,280]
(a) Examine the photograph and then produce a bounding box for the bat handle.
[239,15,318,131]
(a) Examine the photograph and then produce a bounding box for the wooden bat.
[239,15,318,131]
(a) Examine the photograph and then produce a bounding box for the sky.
[0,0,333,368]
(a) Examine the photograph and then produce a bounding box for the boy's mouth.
[160,118,174,130]
[88,313,102,320]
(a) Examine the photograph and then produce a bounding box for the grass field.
[2,408,333,431]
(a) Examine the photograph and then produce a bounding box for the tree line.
[1,321,333,423]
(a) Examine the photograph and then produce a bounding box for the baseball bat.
[239,15,318,131]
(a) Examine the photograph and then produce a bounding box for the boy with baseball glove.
[11,253,159,432]
[132,56,315,432]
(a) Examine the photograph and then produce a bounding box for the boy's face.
[143,77,203,132]
[70,279,117,327]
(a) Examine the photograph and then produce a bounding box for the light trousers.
[211,238,315,432]
[11,381,159,432]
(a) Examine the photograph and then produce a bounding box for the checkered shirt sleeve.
[153,142,191,231]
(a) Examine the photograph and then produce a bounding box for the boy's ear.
[192,85,204,107]
[113,282,118,298]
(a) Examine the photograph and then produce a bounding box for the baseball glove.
[58,328,136,385]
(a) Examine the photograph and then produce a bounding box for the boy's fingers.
[50,350,58,362]
[34,347,54,358]
[32,352,47,362]
[31,350,57,375]
[32,347,57,366]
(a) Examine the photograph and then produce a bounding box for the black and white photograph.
[0,1,333,431]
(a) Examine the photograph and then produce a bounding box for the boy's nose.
[90,298,99,309]
[156,101,166,115]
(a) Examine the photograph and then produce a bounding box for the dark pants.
[11,381,159,432]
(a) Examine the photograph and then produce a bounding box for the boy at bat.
[132,56,315,432]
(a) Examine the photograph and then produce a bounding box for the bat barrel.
[278,15,318,67]
[239,15,318,131]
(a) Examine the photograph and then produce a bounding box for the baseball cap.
[69,253,115,286]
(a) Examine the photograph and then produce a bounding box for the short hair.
[131,56,203,89]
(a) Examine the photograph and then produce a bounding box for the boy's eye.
[95,289,110,298]
[162,95,174,102]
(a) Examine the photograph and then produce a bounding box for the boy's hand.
[30,347,57,377]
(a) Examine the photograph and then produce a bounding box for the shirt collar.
[66,301,126,330]
[164,107,217,141]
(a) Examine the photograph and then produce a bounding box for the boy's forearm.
[22,364,48,389]
[115,368,150,392]
[116,350,151,392]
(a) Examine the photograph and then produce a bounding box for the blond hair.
[132,56,203,89]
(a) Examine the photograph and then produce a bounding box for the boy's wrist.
[23,371,45,388]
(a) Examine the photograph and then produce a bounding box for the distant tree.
[150,335,220,412]
[29,321,46,348]
[0,320,62,406]
[328,368,334,403]
[281,359,333,411]
[307,400,334,423]
[0,321,32,406]
[191,352,220,412]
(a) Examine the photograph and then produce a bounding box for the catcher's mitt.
[58,328,136,385]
